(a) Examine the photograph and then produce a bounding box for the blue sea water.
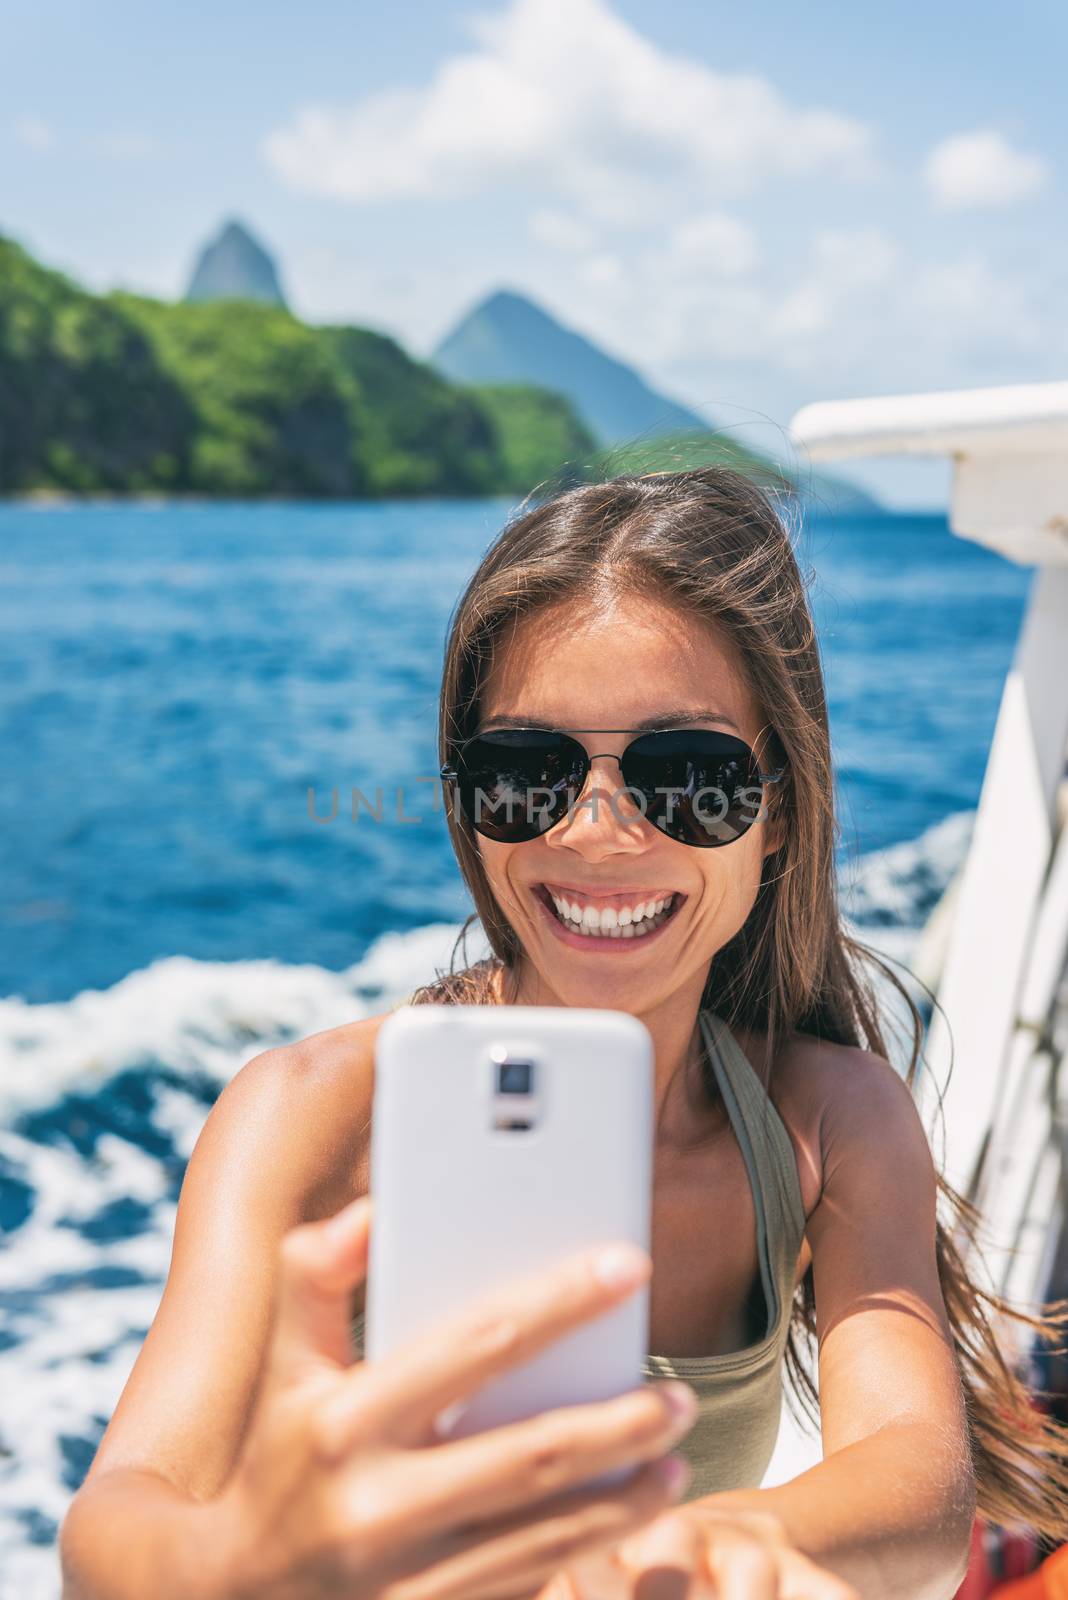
[0,499,1034,1592]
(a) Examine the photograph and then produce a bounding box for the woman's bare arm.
[76,1025,375,1502]
[698,1047,977,1599]
[55,1045,309,1594]
[60,1467,237,1600]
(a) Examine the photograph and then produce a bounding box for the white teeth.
[546,891,677,939]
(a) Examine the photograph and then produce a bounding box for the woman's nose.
[550,752,646,847]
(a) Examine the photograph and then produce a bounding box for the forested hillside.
[0,236,594,497]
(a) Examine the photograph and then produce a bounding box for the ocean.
[0,498,1033,1592]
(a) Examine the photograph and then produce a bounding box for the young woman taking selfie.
[61,468,1068,1599]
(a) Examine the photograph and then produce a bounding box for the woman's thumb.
[271,1196,372,1374]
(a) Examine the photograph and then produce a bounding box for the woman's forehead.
[490,591,733,659]
[480,595,755,731]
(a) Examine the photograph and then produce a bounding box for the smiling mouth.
[532,883,685,940]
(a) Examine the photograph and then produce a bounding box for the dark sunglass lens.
[455,731,586,841]
[622,731,765,846]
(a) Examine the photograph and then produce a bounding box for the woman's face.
[475,590,784,1016]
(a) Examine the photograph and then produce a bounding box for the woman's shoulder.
[233,1009,395,1223]
[770,1029,919,1216]
[781,1031,913,1129]
[272,1008,391,1084]
[770,1026,889,1116]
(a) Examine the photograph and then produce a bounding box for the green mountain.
[114,292,365,495]
[0,235,193,492]
[321,332,595,496]
[1,235,875,508]
[0,235,593,498]
[185,219,287,308]
[432,288,879,513]
[463,383,597,492]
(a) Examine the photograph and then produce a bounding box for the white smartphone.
[365,1003,654,1443]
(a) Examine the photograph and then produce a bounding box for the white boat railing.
[790,381,1068,1345]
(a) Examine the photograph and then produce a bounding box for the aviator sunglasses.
[440,726,787,849]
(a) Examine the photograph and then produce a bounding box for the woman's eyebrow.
[634,709,742,733]
[479,708,742,734]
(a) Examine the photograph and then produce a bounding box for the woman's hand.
[208,1195,698,1600]
[540,1504,860,1598]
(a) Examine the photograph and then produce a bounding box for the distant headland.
[0,219,877,510]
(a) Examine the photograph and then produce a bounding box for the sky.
[3,0,1064,507]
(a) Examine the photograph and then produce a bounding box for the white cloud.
[283,204,1059,417]
[579,253,625,288]
[669,213,760,277]
[14,116,55,151]
[923,129,1049,210]
[522,219,1064,405]
[544,223,902,372]
[905,251,1047,362]
[808,225,900,289]
[766,225,900,341]
[529,209,598,253]
[264,0,874,219]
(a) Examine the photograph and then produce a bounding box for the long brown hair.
[410,465,1068,1540]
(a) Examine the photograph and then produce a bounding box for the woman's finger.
[369,1381,696,1541]
[615,1509,708,1599]
[269,1197,373,1377]
[535,1574,581,1600]
[702,1527,778,1600]
[317,1240,651,1452]
[375,1458,684,1600]
[549,1549,630,1600]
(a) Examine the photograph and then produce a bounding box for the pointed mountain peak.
[185,217,287,308]
[433,286,708,445]
[449,287,577,339]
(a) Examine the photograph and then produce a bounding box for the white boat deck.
[762,380,1068,1486]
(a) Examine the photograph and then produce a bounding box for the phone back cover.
[366,1004,654,1438]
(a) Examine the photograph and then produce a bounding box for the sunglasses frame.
[439,725,788,848]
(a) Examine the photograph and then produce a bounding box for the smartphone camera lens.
[497,1059,533,1096]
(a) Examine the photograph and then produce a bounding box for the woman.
[61,467,1068,1598]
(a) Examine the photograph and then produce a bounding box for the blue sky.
[3,0,1064,506]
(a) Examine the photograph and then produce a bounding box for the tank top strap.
[698,1009,807,1293]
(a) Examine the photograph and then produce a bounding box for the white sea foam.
[0,921,488,1121]
[839,808,974,931]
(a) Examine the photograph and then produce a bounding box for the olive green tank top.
[349,1007,807,1502]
